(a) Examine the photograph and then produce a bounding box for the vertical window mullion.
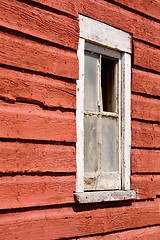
[97,54,102,112]
[118,58,122,176]
[114,61,118,113]
[97,54,102,173]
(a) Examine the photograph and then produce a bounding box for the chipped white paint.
[74,190,136,203]
[76,37,85,192]
[118,58,122,180]
[84,111,119,118]
[76,15,135,201]
[85,42,121,60]
[79,15,131,54]
[121,53,132,190]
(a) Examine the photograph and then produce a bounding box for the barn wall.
[0,0,159,239]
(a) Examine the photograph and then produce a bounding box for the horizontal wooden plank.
[0,31,78,79]
[77,0,160,46]
[30,0,78,17]
[0,67,76,109]
[79,226,160,240]
[0,175,75,209]
[134,41,160,72]
[132,68,160,97]
[0,142,76,173]
[132,149,160,173]
[132,121,160,148]
[132,94,160,122]
[131,175,160,199]
[0,102,76,142]
[111,0,160,20]
[0,200,159,239]
[0,0,78,50]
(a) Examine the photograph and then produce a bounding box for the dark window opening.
[101,57,116,112]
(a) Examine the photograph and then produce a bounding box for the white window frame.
[74,15,136,203]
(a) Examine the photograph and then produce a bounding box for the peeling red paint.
[0,0,159,238]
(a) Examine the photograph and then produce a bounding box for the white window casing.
[75,15,136,203]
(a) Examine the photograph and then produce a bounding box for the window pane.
[84,116,98,173]
[101,117,118,172]
[84,51,99,112]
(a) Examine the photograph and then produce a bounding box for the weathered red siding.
[0,0,159,239]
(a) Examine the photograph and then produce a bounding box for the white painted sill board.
[74,190,136,203]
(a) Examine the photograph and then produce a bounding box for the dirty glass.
[101,117,118,172]
[84,51,99,112]
[84,116,98,173]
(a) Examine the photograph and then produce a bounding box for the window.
[74,15,136,203]
[84,44,121,191]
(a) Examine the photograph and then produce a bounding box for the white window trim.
[74,15,136,203]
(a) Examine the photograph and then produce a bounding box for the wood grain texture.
[0,102,76,142]
[132,149,160,173]
[30,0,78,17]
[134,41,160,72]
[0,0,78,49]
[0,200,159,239]
[132,68,160,97]
[79,226,160,240]
[132,121,160,148]
[0,67,76,109]
[0,175,75,209]
[77,0,160,46]
[132,94,160,122]
[131,175,160,199]
[111,0,160,20]
[0,0,159,238]
[0,31,78,79]
[0,142,76,173]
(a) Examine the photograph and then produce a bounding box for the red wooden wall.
[0,0,160,239]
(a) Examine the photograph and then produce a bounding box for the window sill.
[74,190,136,203]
